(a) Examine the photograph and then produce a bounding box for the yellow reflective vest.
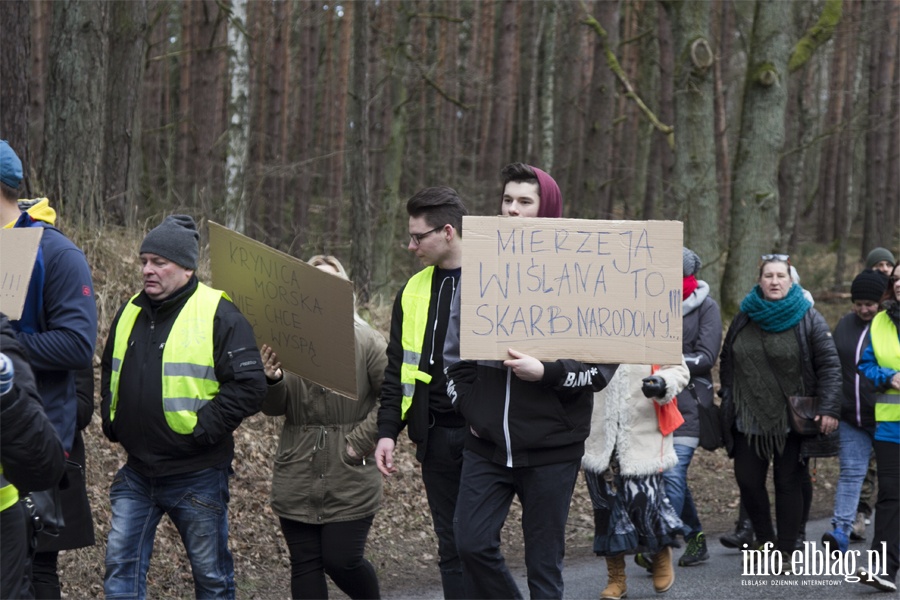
[870,311,900,423]
[109,283,227,434]
[0,467,18,512]
[399,267,435,420]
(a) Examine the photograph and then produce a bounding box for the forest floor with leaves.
[53,228,848,599]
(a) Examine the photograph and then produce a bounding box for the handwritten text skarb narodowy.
[471,226,681,342]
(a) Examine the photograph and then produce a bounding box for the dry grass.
[54,227,847,598]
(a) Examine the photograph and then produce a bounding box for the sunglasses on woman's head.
[761,254,790,262]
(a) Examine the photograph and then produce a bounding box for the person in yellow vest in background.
[1,314,66,600]
[100,215,266,599]
[373,187,468,598]
[857,261,900,593]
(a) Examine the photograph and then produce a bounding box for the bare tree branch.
[580,1,674,148]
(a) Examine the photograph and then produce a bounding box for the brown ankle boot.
[600,554,628,599]
[651,546,675,593]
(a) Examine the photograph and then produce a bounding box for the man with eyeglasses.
[374,186,469,598]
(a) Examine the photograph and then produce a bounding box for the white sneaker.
[857,567,898,592]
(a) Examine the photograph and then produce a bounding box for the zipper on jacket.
[429,275,456,366]
[504,368,513,468]
[227,346,250,359]
[854,324,870,426]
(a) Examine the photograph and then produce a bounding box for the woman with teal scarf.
[719,256,841,555]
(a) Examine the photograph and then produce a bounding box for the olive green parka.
[263,321,387,523]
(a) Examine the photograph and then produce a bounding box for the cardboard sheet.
[208,222,358,399]
[0,228,43,320]
[460,216,683,364]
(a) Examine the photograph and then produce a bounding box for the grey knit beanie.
[140,215,199,269]
[865,247,896,270]
[682,247,702,277]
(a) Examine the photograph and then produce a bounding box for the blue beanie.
[0,140,23,190]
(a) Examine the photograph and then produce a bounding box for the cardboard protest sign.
[460,216,683,364]
[0,228,43,320]
[208,222,358,399]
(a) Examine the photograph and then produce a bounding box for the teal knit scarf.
[740,283,811,332]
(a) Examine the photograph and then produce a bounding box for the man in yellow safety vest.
[374,187,468,598]
[100,215,266,599]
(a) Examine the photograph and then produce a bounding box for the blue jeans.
[104,464,234,599]
[662,443,703,538]
[832,420,875,534]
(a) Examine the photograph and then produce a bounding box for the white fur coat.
[582,360,690,477]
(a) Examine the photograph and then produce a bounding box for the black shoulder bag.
[686,380,724,451]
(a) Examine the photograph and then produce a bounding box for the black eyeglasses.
[761,254,790,262]
[409,226,443,246]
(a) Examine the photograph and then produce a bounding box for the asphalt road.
[392,517,890,599]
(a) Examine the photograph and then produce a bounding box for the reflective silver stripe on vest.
[401,349,422,398]
[402,349,421,366]
[876,394,900,405]
[163,397,210,413]
[111,357,121,371]
[163,363,217,382]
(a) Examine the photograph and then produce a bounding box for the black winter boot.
[720,518,754,549]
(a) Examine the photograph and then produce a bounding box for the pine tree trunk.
[655,3,676,219]
[666,0,721,298]
[372,2,411,293]
[104,0,148,228]
[712,0,732,237]
[326,6,351,250]
[349,0,372,303]
[582,0,617,219]
[42,0,109,227]
[474,0,495,190]
[720,0,793,317]
[289,1,320,249]
[0,0,31,188]
[29,0,51,170]
[864,0,898,251]
[634,2,659,221]
[480,1,517,183]
[262,0,288,246]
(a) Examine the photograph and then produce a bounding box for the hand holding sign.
[503,348,544,381]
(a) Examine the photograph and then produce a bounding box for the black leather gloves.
[641,375,667,398]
